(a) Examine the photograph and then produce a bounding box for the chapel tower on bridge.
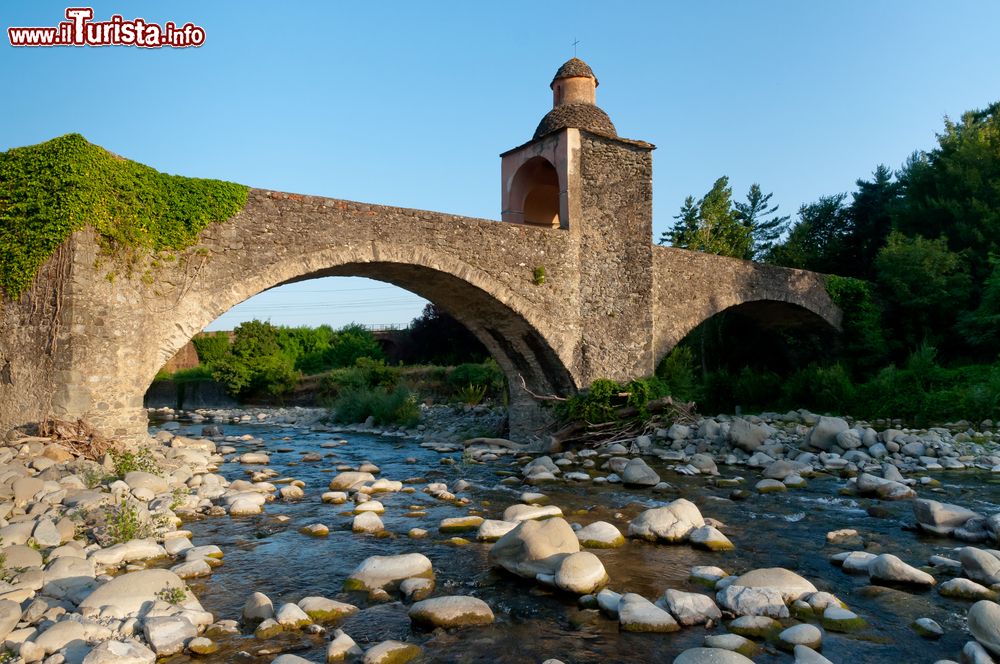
[500,58,658,382]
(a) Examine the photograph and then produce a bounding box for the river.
[155,418,1000,663]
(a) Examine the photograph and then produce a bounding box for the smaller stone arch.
[507,156,561,227]
[654,297,841,371]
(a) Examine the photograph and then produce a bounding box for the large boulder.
[868,553,936,586]
[81,640,156,664]
[715,585,789,618]
[673,648,755,664]
[618,593,680,632]
[328,472,375,491]
[969,600,1000,657]
[79,569,200,616]
[731,568,817,602]
[961,547,1000,586]
[660,589,721,626]
[553,551,609,594]
[628,499,704,543]
[728,419,768,452]
[489,517,579,578]
[855,473,916,500]
[621,458,660,487]
[408,596,494,628]
[805,416,849,450]
[345,553,434,593]
[913,499,981,536]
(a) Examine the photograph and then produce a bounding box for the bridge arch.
[140,241,577,440]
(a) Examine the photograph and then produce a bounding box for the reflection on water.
[158,420,1000,663]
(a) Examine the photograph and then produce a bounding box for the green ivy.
[0,133,248,300]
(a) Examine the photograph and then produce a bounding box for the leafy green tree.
[395,303,488,365]
[875,231,972,353]
[845,165,901,278]
[960,254,1000,351]
[767,194,852,274]
[211,320,301,399]
[323,324,384,368]
[734,183,790,260]
[662,177,752,259]
[191,332,230,368]
[895,102,1000,282]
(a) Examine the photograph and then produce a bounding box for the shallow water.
[157,420,1000,663]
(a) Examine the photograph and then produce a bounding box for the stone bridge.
[0,58,840,444]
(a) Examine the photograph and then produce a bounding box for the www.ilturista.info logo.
[8,7,206,48]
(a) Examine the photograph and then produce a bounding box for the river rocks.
[364,640,421,664]
[716,585,789,618]
[728,615,782,637]
[777,623,823,650]
[728,419,769,452]
[673,647,755,663]
[855,473,916,500]
[628,498,704,542]
[660,589,722,626]
[575,521,625,548]
[297,596,358,622]
[622,458,660,486]
[913,617,944,638]
[553,551,608,594]
[254,618,282,639]
[79,568,199,616]
[125,471,168,494]
[301,523,330,537]
[703,633,756,656]
[806,416,849,450]
[409,595,494,628]
[328,628,364,661]
[503,503,563,522]
[329,472,376,491]
[439,516,484,533]
[961,547,1000,585]
[354,500,385,514]
[353,512,385,534]
[81,640,155,664]
[690,525,735,551]
[755,479,787,493]
[477,519,518,542]
[868,553,937,586]
[345,553,434,593]
[821,606,866,631]
[489,517,579,578]
[763,460,811,481]
[238,452,270,464]
[940,578,998,601]
[969,600,1000,656]
[732,568,817,602]
[914,499,982,536]
[242,591,274,624]
[276,602,313,628]
[144,615,197,655]
[229,497,263,516]
[618,593,680,632]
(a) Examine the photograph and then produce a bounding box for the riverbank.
[0,406,999,663]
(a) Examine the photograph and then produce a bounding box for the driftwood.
[546,395,699,450]
[30,418,112,460]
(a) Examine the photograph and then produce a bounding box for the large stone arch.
[131,241,576,443]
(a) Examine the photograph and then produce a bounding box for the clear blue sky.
[4,1,999,330]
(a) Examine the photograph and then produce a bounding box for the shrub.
[191,332,231,367]
[156,586,187,605]
[105,498,149,543]
[655,345,698,401]
[331,385,420,427]
[446,360,505,399]
[455,383,487,406]
[109,447,160,478]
